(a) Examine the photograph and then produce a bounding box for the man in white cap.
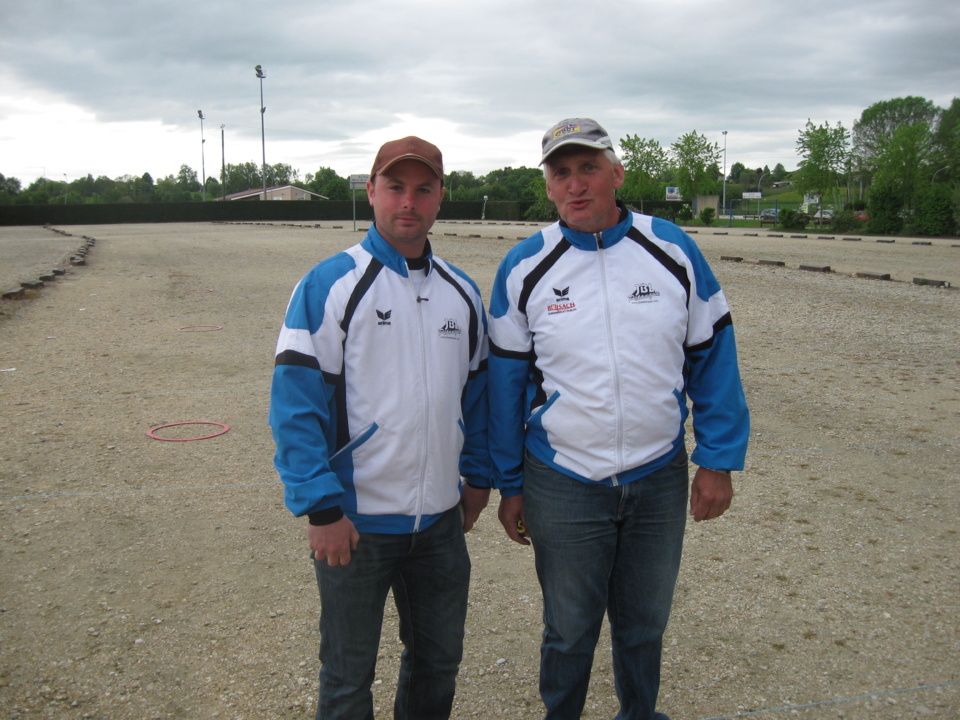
[488,118,750,720]
[270,136,491,719]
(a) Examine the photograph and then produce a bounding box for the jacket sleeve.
[676,226,750,471]
[487,249,535,496]
[458,289,492,487]
[269,258,353,517]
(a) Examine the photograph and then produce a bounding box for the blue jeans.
[312,507,470,720]
[523,448,689,720]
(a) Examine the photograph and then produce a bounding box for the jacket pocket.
[526,390,559,429]
[329,422,379,471]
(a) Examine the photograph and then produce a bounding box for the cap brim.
[378,154,443,178]
[540,139,611,165]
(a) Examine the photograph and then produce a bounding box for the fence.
[0,200,536,227]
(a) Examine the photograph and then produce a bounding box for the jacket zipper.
[413,273,429,531]
[595,231,624,485]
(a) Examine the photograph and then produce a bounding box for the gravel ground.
[1,221,958,720]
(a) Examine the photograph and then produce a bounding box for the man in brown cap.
[270,136,492,719]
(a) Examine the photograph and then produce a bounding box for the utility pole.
[721,130,728,221]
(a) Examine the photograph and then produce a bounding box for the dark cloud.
[1,0,958,182]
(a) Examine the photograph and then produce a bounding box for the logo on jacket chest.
[376,309,392,325]
[439,318,462,339]
[546,286,577,315]
[628,283,660,304]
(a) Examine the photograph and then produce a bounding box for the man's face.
[545,147,624,234]
[367,159,445,257]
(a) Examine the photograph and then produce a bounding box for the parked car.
[853,210,869,221]
[760,208,779,220]
[811,208,835,224]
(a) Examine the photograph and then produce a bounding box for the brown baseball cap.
[370,136,444,179]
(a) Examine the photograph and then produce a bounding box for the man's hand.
[498,494,530,545]
[308,516,360,566]
[460,484,491,532]
[690,467,733,522]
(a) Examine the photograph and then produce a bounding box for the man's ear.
[613,162,625,191]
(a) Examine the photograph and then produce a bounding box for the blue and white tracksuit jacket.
[269,226,490,533]
[488,204,749,495]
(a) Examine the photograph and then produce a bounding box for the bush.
[866,183,903,235]
[830,210,862,234]
[912,185,956,236]
[648,207,675,221]
[675,204,693,222]
[778,208,808,231]
[698,207,715,226]
[523,200,558,223]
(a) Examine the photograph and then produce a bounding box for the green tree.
[224,162,261,195]
[852,97,939,174]
[307,167,349,200]
[447,170,482,201]
[794,119,849,210]
[176,165,200,193]
[619,134,668,210]
[265,163,298,187]
[772,163,788,182]
[0,173,21,205]
[728,162,746,183]
[523,173,556,222]
[932,97,960,184]
[205,177,222,199]
[479,167,543,202]
[670,131,721,200]
[872,121,937,212]
[156,173,191,202]
[739,168,759,189]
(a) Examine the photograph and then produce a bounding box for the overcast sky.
[2,0,958,188]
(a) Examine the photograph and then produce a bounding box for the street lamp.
[255,64,267,200]
[721,130,728,219]
[63,173,68,205]
[932,166,948,182]
[482,194,488,220]
[198,110,206,201]
[757,171,769,218]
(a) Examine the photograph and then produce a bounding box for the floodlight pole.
[198,110,206,201]
[255,65,267,201]
[63,173,68,205]
[220,124,226,200]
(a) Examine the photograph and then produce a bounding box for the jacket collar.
[362,224,433,278]
[558,201,632,250]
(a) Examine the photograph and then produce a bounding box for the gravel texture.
[1,221,958,720]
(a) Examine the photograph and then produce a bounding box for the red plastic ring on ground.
[146,421,230,441]
[177,325,223,332]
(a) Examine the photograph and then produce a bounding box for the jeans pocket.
[669,444,689,469]
[523,448,551,471]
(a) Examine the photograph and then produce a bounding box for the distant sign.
[665,186,681,201]
[742,192,762,199]
[349,174,370,190]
